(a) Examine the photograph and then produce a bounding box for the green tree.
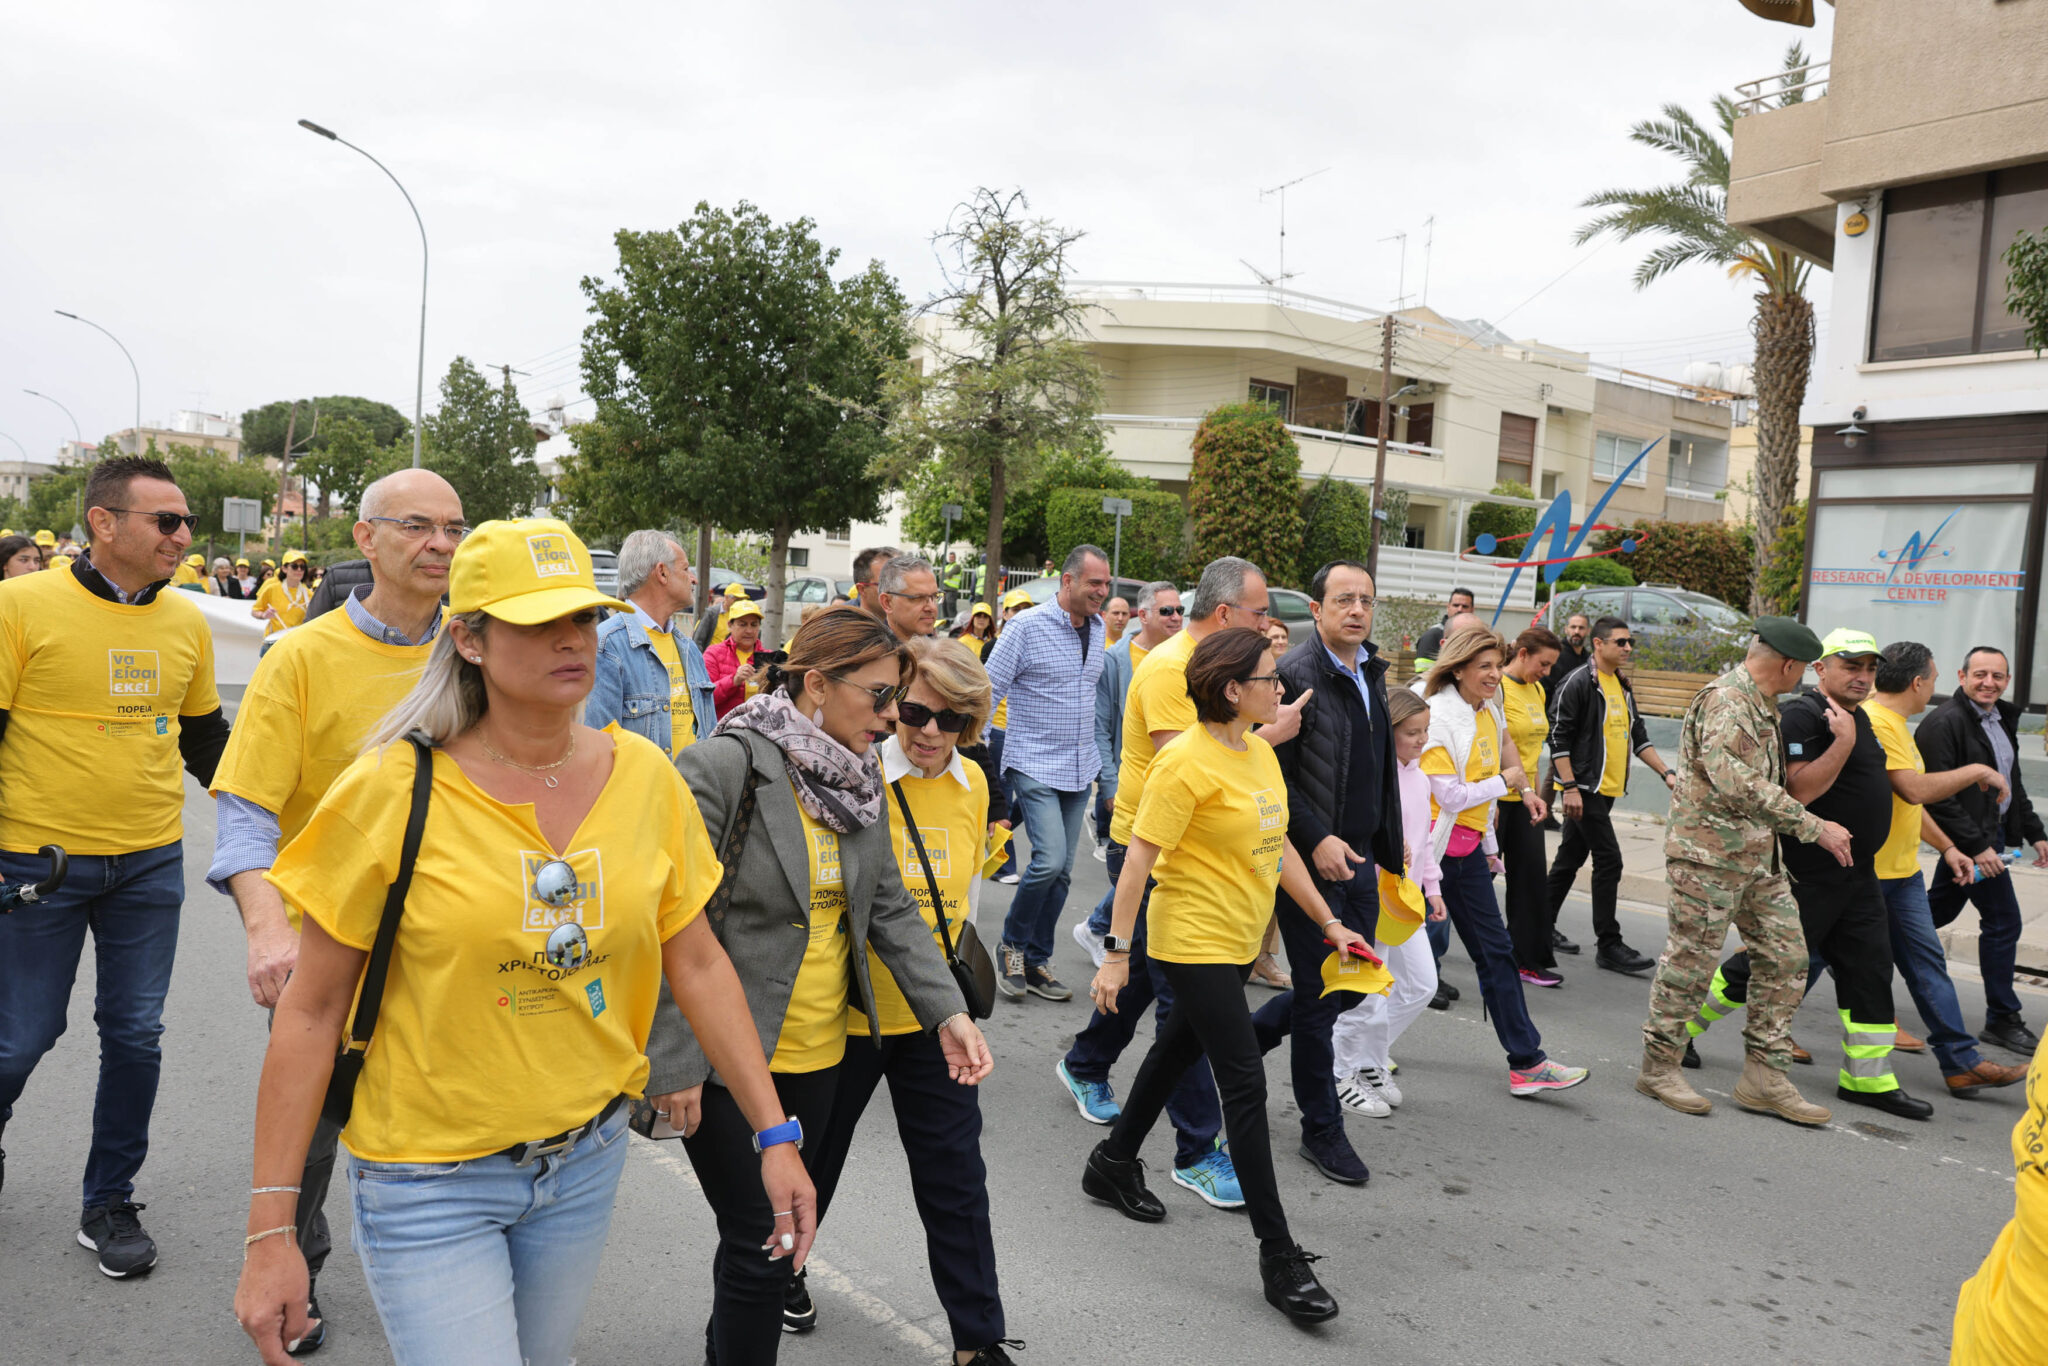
[1186,401,1302,587]
[880,188,1105,588]
[1044,487,1185,582]
[577,202,912,643]
[1590,518,1756,608]
[26,470,86,537]
[297,415,405,522]
[2004,228,2048,356]
[1575,42,1819,614]
[420,357,549,524]
[240,396,411,460]
[1299,478,1376,574]
[1466,480,1539,550]
[164,443,276,545]
[1757,500,1807,614]
[1377,488,1410,547]
[901,446,1150,565]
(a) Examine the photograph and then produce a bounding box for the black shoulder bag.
[320,734,435,1129]
[889,779,996,1021]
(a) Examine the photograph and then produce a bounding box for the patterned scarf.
[715,692,883,834]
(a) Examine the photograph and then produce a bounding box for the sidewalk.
[1555,811,2048,976]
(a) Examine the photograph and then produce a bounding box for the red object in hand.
[1325,938,1385,968]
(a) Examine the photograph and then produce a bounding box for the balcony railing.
[1733,58,1828,116]
[1096,412,1444,461]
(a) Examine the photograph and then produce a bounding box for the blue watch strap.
[752,1116,803,1153]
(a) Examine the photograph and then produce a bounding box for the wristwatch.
[1103,932,1134,954]
[752,1116,804,1153]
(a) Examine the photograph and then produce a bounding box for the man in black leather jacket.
[1270,560,1403,1187]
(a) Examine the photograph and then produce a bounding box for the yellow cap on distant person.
[49,554,72,569]
[281,549,309,565]
[1818,627,1881,660]
[729,598,764,621]
[235,558,250,568]
[34,530,55,547]
[1002,589,1032,609]
[968,602,992,618]
[724,582,749,598]
[448,518,627,625]
[262,558,277,568]
[184,552,205,568]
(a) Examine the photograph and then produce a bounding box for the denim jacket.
[589,609,717,753]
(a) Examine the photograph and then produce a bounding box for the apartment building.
[111,410,243,460]
[1727,0,2048,703]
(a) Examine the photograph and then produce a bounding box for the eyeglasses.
[1328,594,1376,610]
[884,591,940,605]
[829,674,908,713]
[1243,673,1284,688]
[105,508,199,536]
[1153,605,1185,617]
[898,700,972,733]
[532,858,590,971]
[1227,601,1271,623]
[366,517,470,543]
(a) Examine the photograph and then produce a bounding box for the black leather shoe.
[1552,928,1581,956]
[782,1268,817,1333]
[1261,1244,1339,1324]
[1083,1142,1165,1222]
[1682,1039,1701,1070]
[1427,983,1451,1011]
[959,1340,1025,1364]
[1596,943,1656,975]
[1835,1086,1934,1121]
[287,1282,326,1356]
[1982,1014,2041,1055]
[1442,981,1461,1002]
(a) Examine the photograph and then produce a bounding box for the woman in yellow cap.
[252,554,311,635]
[705,596,766,719]
[0,534,44,579]
[172,552,207,590]
[232,519,811,1366]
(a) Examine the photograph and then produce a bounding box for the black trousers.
[681,1067,841,1366]
[1274,875,1375,1144]
[807,1031,1004,1352]
[1720,871,1896,1028]
[1104,960,1292,1244]
[1497,799,1552,968]
[1545,791,1625,948]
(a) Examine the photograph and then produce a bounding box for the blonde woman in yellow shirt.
[232,520,807,1366]
[252,555,312,635]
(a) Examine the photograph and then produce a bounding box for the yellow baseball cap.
[33,530,55,547]
[968,602,992,618]
[235,558,249,568]
[183,552,205,568]
[1002,589,1032,609]
[49,554,72,569]
[281,549,309,565]
[724,582,749,598]
[1818,627,1881,660]
[729,598,764,621]
[448,517,627,625]
[262,558,277,568]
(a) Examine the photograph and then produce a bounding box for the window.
[1630,592,1694,628]
[1871,162,2048,361]
[1668,436,1729,497]
[1267,590,1314,624]
[785,577,830,604]
[825,523,851,543]
[1496,413,1537,485]
[1557,587,1625,619]
[787,546,810,568]
[1402,525,1426,548]
[1594,433,1651,484]
[1404,403,1435,450]
[1248,380,1294,421]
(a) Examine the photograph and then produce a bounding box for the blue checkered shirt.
[984,605,1107,791]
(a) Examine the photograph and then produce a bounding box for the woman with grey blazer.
[646,605,994,1366]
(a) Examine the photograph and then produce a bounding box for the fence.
[1373,545,1538,614]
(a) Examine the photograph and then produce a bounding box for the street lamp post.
[298,119,428,468]
[23,390,82,447]
[54,311,141,447]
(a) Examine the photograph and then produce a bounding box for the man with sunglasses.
[1544,615,1675,976]
[206,468,463,1347]
[0,456,231,1279]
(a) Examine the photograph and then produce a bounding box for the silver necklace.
[479,730,576,788]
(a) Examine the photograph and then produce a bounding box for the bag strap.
[341,734,435,1056]
[890,778,961,964]
[704,732,763,927]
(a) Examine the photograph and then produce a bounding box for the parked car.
[1541,583,1747,650]
[702,567,767,602]
[588,548,618,598]
[1001,574,1156,618]
[1265,586,1318,648]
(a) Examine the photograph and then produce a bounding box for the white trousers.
[1331,933,1439,1078]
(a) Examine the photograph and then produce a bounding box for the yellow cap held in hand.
[1318,943,1394,1000]
[1374,868,1427,947]
[449,518,628,625]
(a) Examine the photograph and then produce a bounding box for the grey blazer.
[644,729,968,1094]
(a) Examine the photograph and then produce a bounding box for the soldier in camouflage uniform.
[1636,618,1854,1124]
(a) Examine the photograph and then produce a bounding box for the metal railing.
[1734,58,1829,116]
[1095,412,1444,460]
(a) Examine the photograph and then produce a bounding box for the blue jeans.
[1881,874,1985,1075]
[1926,865,2026,1021]
[1000,771,1090,967]
[348,1105,631,1366]
[988,730,1017,877]
[0,840,184,1211]
[1440,850,1546,1070]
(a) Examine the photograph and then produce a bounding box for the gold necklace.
[479,730,577,788]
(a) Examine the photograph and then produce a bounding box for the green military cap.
[1754,615,1825,662]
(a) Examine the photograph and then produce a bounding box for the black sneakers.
[1982,1014,2041,1055]
[960,1340,1025,1364]
[782,1267,817,1333]
[1023,964,1072,1001]
[77,1201,157,1278]
[1260,1243,1339,1324]
[1082,1141,1165,1222]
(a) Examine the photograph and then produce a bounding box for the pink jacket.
[1392,757,1442,898]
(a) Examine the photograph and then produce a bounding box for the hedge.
[1046,487,1187,584]
[1590,518,1755,609]
[1551,553,1636,591]
[1299,478,1375,586]
[1187,402,1302,587]
[1466,481,1537,551]
[1758,501,1806,616]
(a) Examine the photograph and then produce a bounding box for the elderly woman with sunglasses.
[251,552,312,637]
[802,635,1017,1365]
[233,521,804,1366]
[645,604,995,1366]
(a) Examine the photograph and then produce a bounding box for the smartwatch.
[752,1116,804,1153]
[1103,932,1134,954]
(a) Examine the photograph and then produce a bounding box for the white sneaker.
[1359,1065,1402,1108]
[995,871,1020,885]
[1336,1074,1391,1118]
[1091,840,1108,862]
[1072,919,1107,968]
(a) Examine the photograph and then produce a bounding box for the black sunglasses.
[1154,605,1185,617]
[828,674,908,714]
[106,508,199,536]
[898,700,972,733]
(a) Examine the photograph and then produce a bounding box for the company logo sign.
[1807,508,2025,604]
[1465,439,1659,626]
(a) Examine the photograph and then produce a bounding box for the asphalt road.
[1,776,2035,1365]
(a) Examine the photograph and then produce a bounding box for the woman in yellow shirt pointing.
[232,519,808,1366]
[251,553,312,636]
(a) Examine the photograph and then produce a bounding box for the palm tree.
[1575,44,1817,615]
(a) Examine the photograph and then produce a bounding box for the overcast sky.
[2,0,1835,457]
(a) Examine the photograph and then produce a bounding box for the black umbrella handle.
[0,845,68,912]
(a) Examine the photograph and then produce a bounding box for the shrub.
[1633,621,1749,674]
[1299,478,1375,586]
[1371,596,1443,652]
[1187,402,1302,587]
[1758,501,1807,616]
[1377,487,1410,546]
[1045,487,1186,584]
[1590,518,1754,609]
[1466,481,1538,551]
[1552,553,1636,591]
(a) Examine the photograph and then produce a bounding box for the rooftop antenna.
[1239,258,1286,288]
[1259,167,1329,288]
[1382,231,1410,309]
[1420,214,1436,308]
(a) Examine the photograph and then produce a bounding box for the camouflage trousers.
[1642,858,1807,1070]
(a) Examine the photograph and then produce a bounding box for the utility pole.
[1366,315,1396,582]
[276,403,297,544]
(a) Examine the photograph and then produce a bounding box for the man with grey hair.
[878,552,940,640]
[587,529,716,757]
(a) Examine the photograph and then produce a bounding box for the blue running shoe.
[1170,1140,1246,1209]
[1056,1060,1121,1124]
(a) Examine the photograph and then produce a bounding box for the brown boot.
[1635,1050,1712,1115]
[1733,1054,1832,1127]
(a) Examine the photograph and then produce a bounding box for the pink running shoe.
[1518,967,1564,988]
[1509,1059,1590,1097]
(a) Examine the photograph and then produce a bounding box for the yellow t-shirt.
[1598,670,1630,798]
[1421,719,1501,834]
[863,759,988,1035]
[170,563,204,588]
[645,627,697,756]
[0,568,220,854]
[1864,699,1928,881]
[1136,725,1288,965]
[268,728,719,1163]
[774,796,851,1072]
[1129,639,1151,670]
[1111,627,1199,845]
[1951,1045,2048,1363]
[253,578,311,636]
[1499,675,1547,803]
[211,608,433,914]
[963,634,1006,730]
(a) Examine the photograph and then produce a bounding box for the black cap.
[1753,615,1825,663]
